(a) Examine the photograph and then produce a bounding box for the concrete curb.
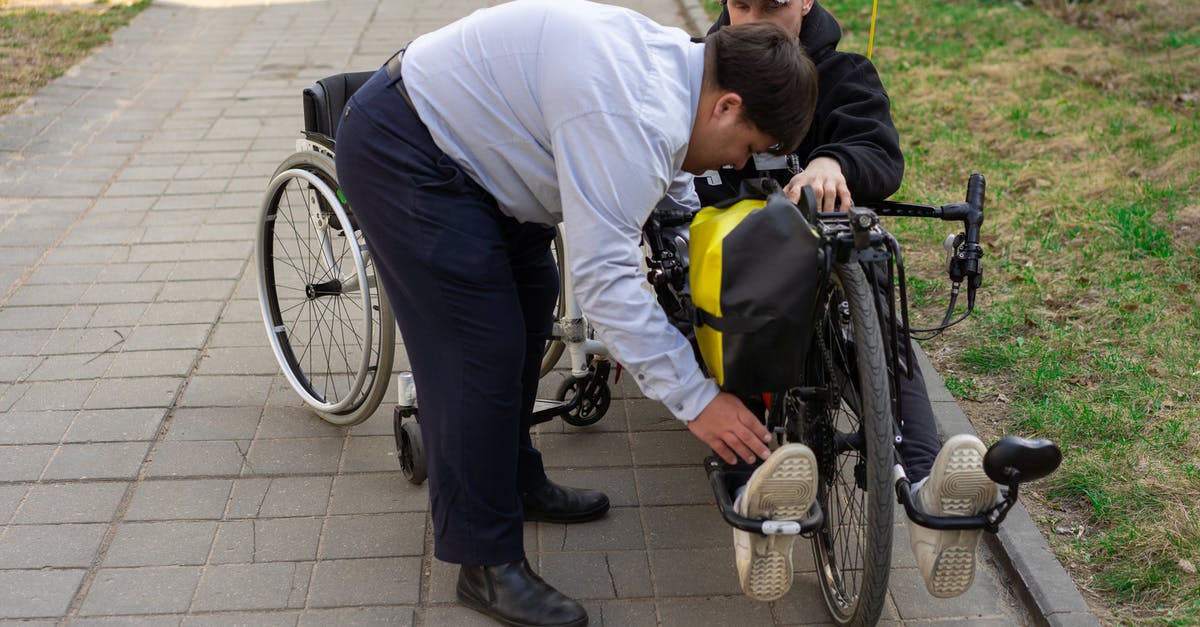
[914,347,1100,627]
[672,5,1099,623]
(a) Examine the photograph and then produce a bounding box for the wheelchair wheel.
[257,150,395,425]
[776,262,892,626]
[539,229,566,377]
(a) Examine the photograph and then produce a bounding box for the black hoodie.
[694,1,904,206]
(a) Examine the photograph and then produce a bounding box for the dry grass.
[0,1,150,117]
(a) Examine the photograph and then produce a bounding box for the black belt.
[385,49,416,111]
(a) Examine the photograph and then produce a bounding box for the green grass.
[0,0,151,116]
[811,0,1200,622]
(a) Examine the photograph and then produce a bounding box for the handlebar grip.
[966,173,986,211]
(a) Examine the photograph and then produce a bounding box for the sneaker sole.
[740,445,817,601]
[929,440,995,598]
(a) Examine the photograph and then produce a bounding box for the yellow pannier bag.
[689,179,822,394]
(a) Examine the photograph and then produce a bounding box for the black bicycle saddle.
[983,435,1062,484]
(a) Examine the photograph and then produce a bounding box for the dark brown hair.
[705,22,817,154]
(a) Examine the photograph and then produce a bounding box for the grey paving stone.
[4,283,89,307]
[10,379,97,411]
[296,607,415,626]
[538,506,644,552]
[624,397,688,432]
[243,437,344,476]
[24,352,116,382]
[772,571,853,624]
[124,479,233,521]
[158,280,237,303]
[0,306,69,330]
[657,595,775,627]
[194,346,279,376]
[319,512,426,559]
[256,405,345,439]
[42,441,150,480]
[648,547,741,597]
[123,324,212,352]
[635,466,712,506]
[258,476,334,518]
[11,481,127,524]
[106,349,199,379]
[536,550,618,601]
[183,612,299,627]
[641,504,729,549]
[104,520,219,567]
[0,329,52,356]
[69,612,182,619]
[0,355,34,383]
[0,443,55,480]
[166,406,262,441]
[0,484,27,522]
[308,557,422,607]
[0,523,108,568]
[421,606,495,627]
[84,376,183,410]
[889,565,1003,619]
[629,430,712,466]
[191,562,310,612]
[0,569,86,619]
[41,326,132,356]
[139,301,225,326]
[79,566,202,616]
[211,520,256,565]
[342,435,400,473]
[64,408,167,443]
[180,374,273,408]
[329,473,428,515]
[253,517,323,562]
[208,321,265,348]
[595,599,658,627]
[535,432,632,468]
[147,440,248,477]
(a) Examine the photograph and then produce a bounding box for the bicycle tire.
[777,262,892,626]
[257,150,395,425]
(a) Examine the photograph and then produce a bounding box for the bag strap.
[694,308,772,333]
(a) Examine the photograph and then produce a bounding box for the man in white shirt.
[335,1,817,624]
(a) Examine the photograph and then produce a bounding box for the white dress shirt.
[402,0,718,421]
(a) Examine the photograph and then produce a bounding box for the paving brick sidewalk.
[0,0,1089,625]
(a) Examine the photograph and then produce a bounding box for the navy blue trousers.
[335,67,558,566]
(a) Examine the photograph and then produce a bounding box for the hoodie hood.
[710,1,843,61]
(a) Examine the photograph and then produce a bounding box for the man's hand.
[687,392,772,465]
[783,156,851,213]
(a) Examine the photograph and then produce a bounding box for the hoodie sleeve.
[805,51,904,202]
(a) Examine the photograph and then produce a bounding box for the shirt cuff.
[659,372,720,423]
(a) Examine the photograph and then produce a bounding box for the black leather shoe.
[522,480,610,523]
[457,559,588,627]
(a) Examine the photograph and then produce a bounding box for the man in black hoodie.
[699,0,998,603]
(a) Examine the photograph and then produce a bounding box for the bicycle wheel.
[539,229,566,377]
[257,150,395,425]
[775,262,892,626]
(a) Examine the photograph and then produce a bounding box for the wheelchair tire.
[257,150,395,425]
[397,419,427,485]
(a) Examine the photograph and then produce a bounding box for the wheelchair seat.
[302,71,374,141]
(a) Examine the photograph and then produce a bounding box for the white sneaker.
[908,434,998,598]
[731,443,817,601]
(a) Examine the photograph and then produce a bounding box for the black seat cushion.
[302,71,374,140]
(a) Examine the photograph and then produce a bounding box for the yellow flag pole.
[867,0,879,60]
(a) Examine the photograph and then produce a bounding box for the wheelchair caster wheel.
[394,412,426,485]
[555,374,611,427]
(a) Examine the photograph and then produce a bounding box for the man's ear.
[801,0,815,16]
[715,92,744,119]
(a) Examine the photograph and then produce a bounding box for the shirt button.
[637,373,645,380]
[675,403,683,411]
